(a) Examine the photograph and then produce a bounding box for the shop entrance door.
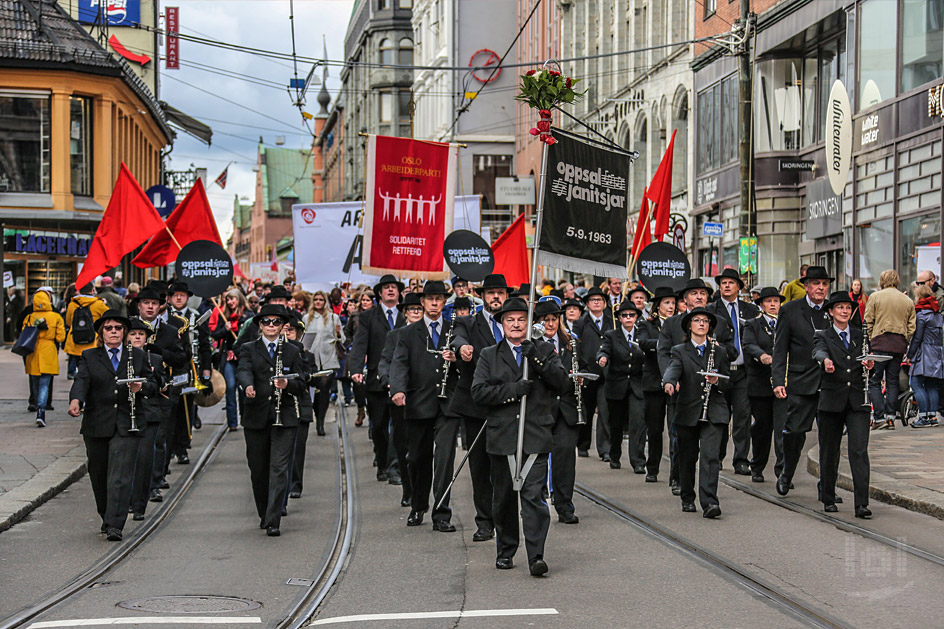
[817,249,843,288]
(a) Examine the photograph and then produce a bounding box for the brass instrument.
[698,339,717,423]
[273,336,285,427]
[127,340,140,432]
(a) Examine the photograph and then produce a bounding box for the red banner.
[165,7,179,70]
[362,135,456,278]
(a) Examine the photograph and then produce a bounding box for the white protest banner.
[292,202,379,291]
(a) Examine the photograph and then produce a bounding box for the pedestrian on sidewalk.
[23,290,65,427]
[906,285,943,428]
[65,283,108,380]
[303,291,343,436]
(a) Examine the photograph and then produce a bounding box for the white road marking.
[309,608,559,625]
[29,617,262,628]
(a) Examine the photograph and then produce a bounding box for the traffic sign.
[702,221,724,238]
[146,185,176,218]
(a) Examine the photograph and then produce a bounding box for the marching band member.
[237,304,308,537]
[390,280,459,532]
[596,300,646,472]
[471,297,567,575]
[662,307,731,518]
[69,310,155,541]
[574,287,613,460]
[813,291,874,518]
[128,318,168,521]
[561,298,584,336]
[626,285,651,320]
[638,286,676,482]
[166,282,212,434]
[742,287,786,483]
[284,314,316,500]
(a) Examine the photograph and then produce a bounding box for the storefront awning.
[161,102,213,146]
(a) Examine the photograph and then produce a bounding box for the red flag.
[645,129,676,242]
[133,179,223,268]
[629,186,652,265]
[214,166,228,189]
[76,163,165,289]
[233,261,247,279]
[491,214,530,287]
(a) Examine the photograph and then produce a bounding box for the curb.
[807,446,944,521]
[0,447,87,533]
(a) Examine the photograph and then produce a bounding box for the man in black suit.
[69,310,155,541]
[812,292,874,518]
[472,297,568,576]
[390,280,459,532]
[236,304,309,537]
[596,301,646,472]
[707,268,760,475]
[742,287,786,483]
[662,307,731,518]
[771,265,833,497]
[166,282,213,435]
[448,273,511,542]
[573,287,613,460]
[350,274,406,483]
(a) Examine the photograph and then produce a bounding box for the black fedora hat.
[615,300,642,316]
[626,285,651,300]
[129,317,152,333]
[534,299,562,318]
[512,283,533,298]
[263,285,292,302]
[146,279,169,296]
[453,296,472,311]
[136,286,163,303]
[94,309,131,333]
[253,303,291,324]
[495,297,530,321]
[677,278,715,299]
[562,298,585,312]
[397,292,422,311]
[800,265,834,283]
[421,280,449,296]
[474,273,511,294]
[714,268,745,289]
[373,274,405,295]
[824,290,856,310]
[754,286,785,305]
[287,312,305,333]
[681,306,717,332]
[649,285,677,305]
[582,287,607,303]
[168,281,193,297]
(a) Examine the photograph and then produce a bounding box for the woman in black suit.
[638,286,676,483]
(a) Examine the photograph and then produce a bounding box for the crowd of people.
[9,262,942,571]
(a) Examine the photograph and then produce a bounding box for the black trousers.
[390,404,412,502]
[869,352,903,418]
[643,391,668,476]
[606,393,646,468]
[819,405,871,508]
[490,452,550,562]
[676,421,724,510]
[152,392,180,487]
[406,414,459,522]
[749,395,786,478]
[551,415,579,516]
[781,392,819,483]
[366,390,392,477]
[130,422,160,515]
[169,394,193,458]
[460,415,493,531]
[666,397,680,484]
[244,425,296,529]
[290,422,311,494]
[579,379,609,456]
[719,369,751,469]
[313,376,334,434]
[84,432,139,531]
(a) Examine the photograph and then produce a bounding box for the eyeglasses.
[691,318,711,325]
[618,312,637,318]
[101,325,124,332]
[260,318,283,326]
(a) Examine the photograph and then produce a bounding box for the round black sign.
[636,242,691,292]
[175,240,234,298]
[443,230,494,282]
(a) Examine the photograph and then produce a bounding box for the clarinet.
[438,317,453,399]
[273,337,285,427]
[861,320,872,410]
[569,333,586,425]
[127,341,139,432]
[698,339,717,423]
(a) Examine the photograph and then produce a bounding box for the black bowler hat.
[129,317,152,333]
[253,303,291,324]
[534,299,562,318]
[146,279,169,298]
[513,283,533,298]
[649,286,677,305]
[615,300,642,316]
[421,280,449,296]
[714,268,745,289]
[168,281,193,297]
[373,274,405,295]
[495,297,529,321]
[263,285,292,302]
[677,278,715,299]
[287,313,305,333]
[754,286,785,305]
[823,290,856,310]
[801,265,834,283]
[474,273,511,294]
[681,306,717,332]
[397,292,422,311]
[453,296,472,311]
[94,309,131,333]
[626,285,651,300]
[136,286,163,303]
[562,298,585,312]
[582,287,607,303]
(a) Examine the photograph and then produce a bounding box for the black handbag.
[12,325,39,357]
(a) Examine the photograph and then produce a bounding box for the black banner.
[175,240,234,298]
[537,130,629,277]
[443,230,494,282]
[636,242,691,292]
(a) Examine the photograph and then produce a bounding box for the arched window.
[632,114,649,217]
[379,39,394,65]
[672,89,689,194]
[398,38,413,66]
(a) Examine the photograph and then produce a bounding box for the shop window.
[857,218,894,292]
[899,213,942,283]
[0,93,51,193]
[378,39,394,65]
[855,152,895,223]
[696,76,737,172]
[755,59,802,151]
[379,91,392,123]
[398,0,413,8]
[818,38,846,142]
[722,77,737,164]
[70,96,92,196]
[858,0,897,111]
[398,38,413,66]
[898,141,942,213]
[632,116,648,218]
[672,91,688,194]
[901,0,943,93]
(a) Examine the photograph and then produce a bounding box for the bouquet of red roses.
[515,68,585,145]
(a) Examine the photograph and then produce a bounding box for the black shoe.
[259,519,266,529]
[159,480,170,489]
[400,497,412,508]
[229,425,239,432]
[177,454,190,465]
[407,510,424,526]
[106,527,123,541]
[751,473,764,483]
[816,480,843,504]
[601,453,611,463]
[432,520,456,533]
[681,502,696,513]
[703,504,722,519]
[609,460,621,469]
[289,491,302,499]
[824,503,838,513]
[100,522,108,533]
[388,475,402,486]
[27,404,36,412]
[670,481,681,496]
[734,463,751,476]
[633,466,646,474]
[317,428,326,436]
[472,528,494,541]
[377,472,388,482]
[855,506,872,519]
[776,476,790,496]
[46,404,54,411]
[149,489,163,502]
[558,512,579,524]
[266,526,280,537]
[281,507,288,517]
[577,449,589,458]
[528,557,548,577]
[645,474,658,483]
[192,417,202,430]
[495,557,514,570]
[132,512,145,521]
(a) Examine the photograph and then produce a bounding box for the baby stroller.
[897,362,918,427]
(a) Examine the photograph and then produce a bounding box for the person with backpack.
[23,289,66,427]
[65,283,108,380]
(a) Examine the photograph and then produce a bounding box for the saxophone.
[699,339,717,423]
[273,336,285,427]
[568,332,586,425]
[127,340,139,432]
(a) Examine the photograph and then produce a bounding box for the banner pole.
[513,139,548,491]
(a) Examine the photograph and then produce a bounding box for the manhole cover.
[118,596,261,614]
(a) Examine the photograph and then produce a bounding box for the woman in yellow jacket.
[24,290,66,427]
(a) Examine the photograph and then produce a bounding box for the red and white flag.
[361,135,456,278]
[214,165,228,189]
